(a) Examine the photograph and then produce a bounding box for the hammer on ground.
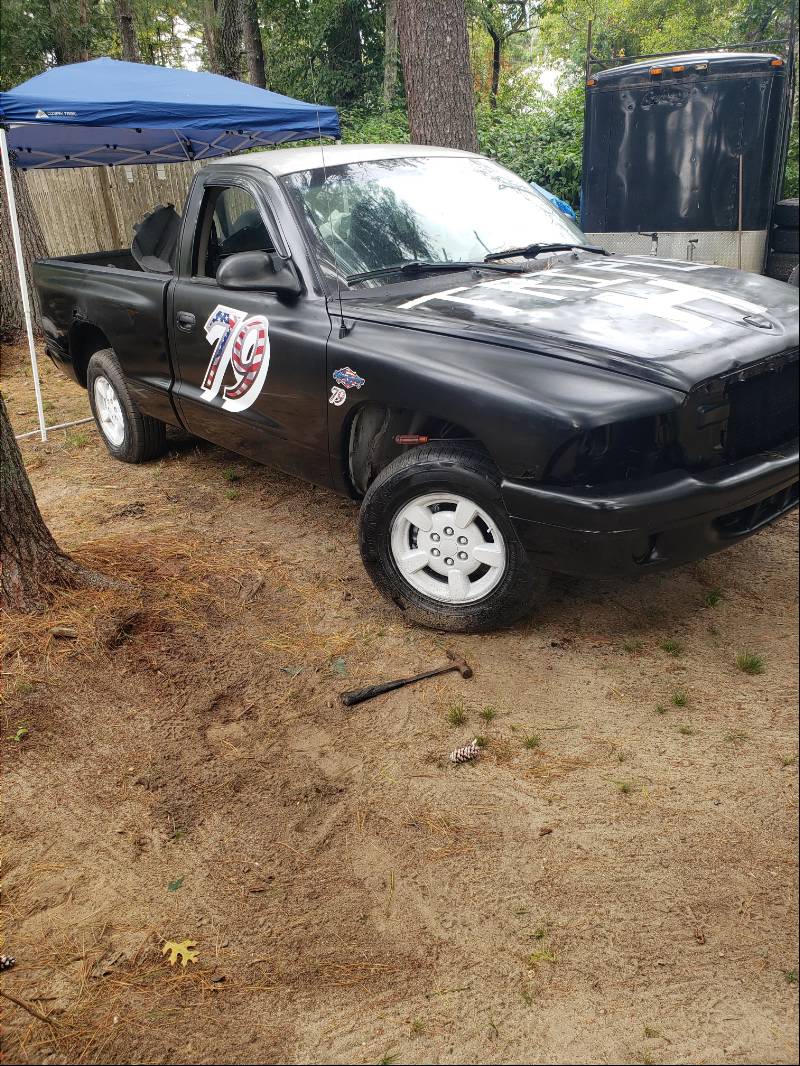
[340,650,473,707]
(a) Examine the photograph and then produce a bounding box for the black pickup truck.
[34,144,800,631]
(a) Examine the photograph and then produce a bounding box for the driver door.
[169,173,332,485]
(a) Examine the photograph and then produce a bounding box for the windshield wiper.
[483,242,609,262]
[346,259,527,284]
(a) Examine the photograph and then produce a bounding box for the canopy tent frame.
[0,58,340,442]
[1,125,48,440]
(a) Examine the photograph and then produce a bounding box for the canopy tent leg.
[0,126,47,442]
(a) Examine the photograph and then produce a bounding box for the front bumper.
[503,440,799,578]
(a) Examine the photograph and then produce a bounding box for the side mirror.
[216,250,301,297]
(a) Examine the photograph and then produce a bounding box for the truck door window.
[195,185,275,278]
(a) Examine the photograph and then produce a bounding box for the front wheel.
[359,443,545,632]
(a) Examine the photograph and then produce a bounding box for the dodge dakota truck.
[33,143,800,631]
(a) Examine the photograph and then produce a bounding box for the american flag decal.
[200,304,271,413]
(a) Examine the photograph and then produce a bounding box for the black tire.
[359,442,545,632]
[770,226,800,254]
[772,197,799,229]
[765,251,800,283]
[86,348,167,463]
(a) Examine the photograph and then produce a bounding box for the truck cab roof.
[206,142,478,178]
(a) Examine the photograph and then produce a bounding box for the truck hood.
[343,254,800,392]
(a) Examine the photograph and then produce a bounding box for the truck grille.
[725,355,799,463]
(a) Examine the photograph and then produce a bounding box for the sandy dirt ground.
[2,344,798,1066]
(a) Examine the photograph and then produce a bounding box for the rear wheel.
[359,443,544,631]
[772,197,799,229]
[770,227,799,254]
[87,349,167,463]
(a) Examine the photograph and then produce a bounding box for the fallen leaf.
[161,939,199,967]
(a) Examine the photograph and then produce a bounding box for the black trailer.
[581,47,795,273]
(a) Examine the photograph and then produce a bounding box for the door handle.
[176,311,196,331]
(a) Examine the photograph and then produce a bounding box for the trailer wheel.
[765,251,800,283]
[772,197,799,229]
[87,349,167,463]
[770,227,800,255]
[359,442,545,632]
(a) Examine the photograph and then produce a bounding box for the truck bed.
[44,249,146,272]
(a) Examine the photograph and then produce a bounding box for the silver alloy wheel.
[390,491,507,604]
[93,374,125,447]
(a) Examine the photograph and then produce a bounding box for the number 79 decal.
[201,304,271,413]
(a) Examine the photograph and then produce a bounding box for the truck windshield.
[281,154,587,288]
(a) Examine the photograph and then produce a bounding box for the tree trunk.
[489,28,501,109]
[205,0,243,79]
[49,0,81,64]
[383,0,399,107]
[114,0,141,62]
[0,169,46,340]
[242,0,267,87]
[397,0,477,151]
[0,394,114,613]
[325,0,364,107]
[78,0,91,61]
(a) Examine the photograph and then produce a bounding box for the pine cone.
[449,739,480,764]
[0,955,16,971]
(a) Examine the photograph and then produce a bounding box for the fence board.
[25,161,203,256]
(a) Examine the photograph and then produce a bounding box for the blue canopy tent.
[0,58,340,438]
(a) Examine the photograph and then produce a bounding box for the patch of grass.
[528,927,547,940]
[222,467,242,482]
[616,780,634,795]
[376,1052,397,1066]
[708,624,720,636]
[654,704,668,715]
[479,705,497,722]
[643,1025,661,1039]
[736,651,765,675]
[678,724,696,736]
[523,734,541,750]
[780,755,797,767]
[723,730,748,744]
[66,430,91,448]
[14,679,35,695]
[9,724,29,742]
[704,587,724,608]
[661,638,684,657]
[784,969,798,984]
[622,638,644,652]
[529,948,556,964]
[224,488,240,500]
[446,701,467,727]
[671,691,688,707]
[409,1019,426,1035]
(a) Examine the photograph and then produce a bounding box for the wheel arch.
[68,322,112,387]
[344,401,492,497]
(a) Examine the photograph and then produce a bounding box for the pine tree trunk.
[489,29,501,110]
[383,0,399,107]
[206,0,243,79]
[0,169,46,341]
[242,0,267,87]
[397,0,477,151]
[0,394,114,612]
[114,0,141,61]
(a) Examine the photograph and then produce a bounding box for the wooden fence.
[25,161,204,256]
